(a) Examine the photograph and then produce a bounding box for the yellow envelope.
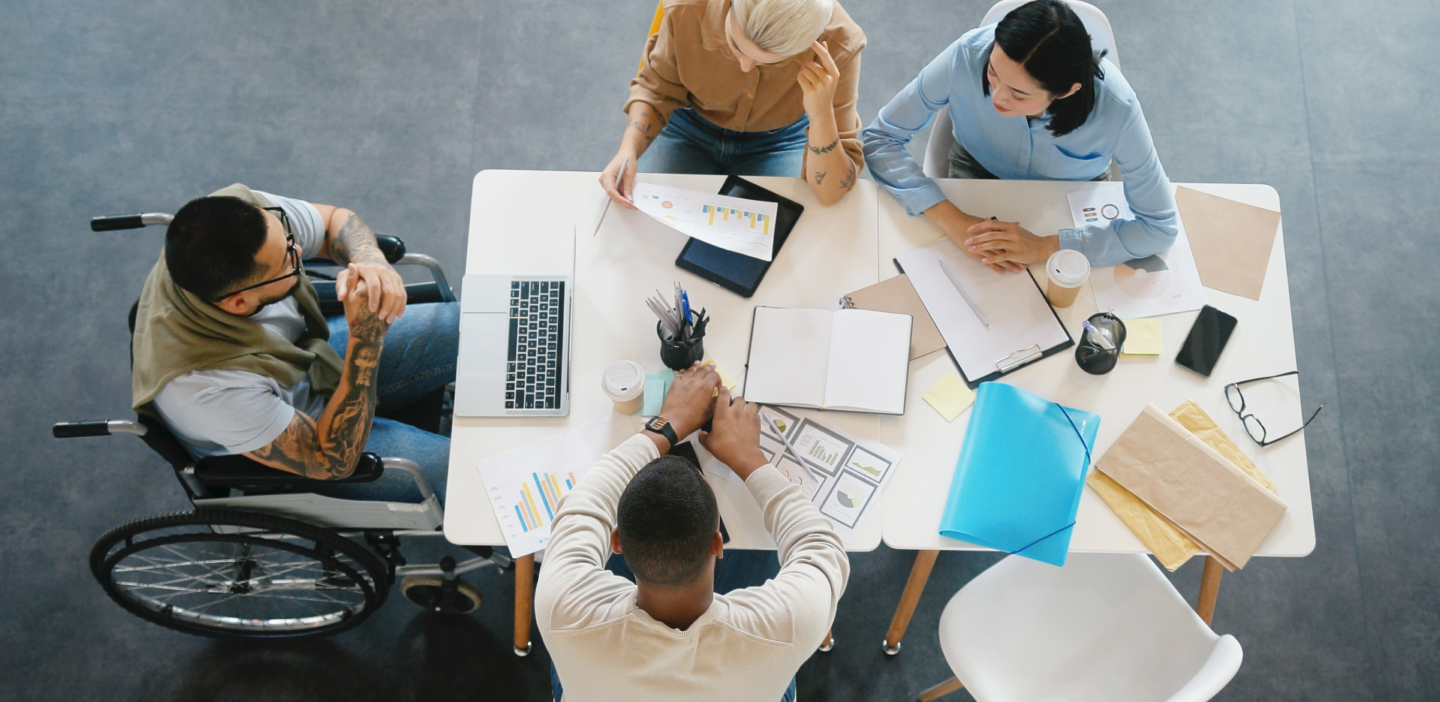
[1121,318,1163,356]
[922,372,976,422]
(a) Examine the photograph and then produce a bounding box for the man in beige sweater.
[536,363,850,702]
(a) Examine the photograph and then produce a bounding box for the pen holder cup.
[1075,312,1127,376]
[658,321,706,371]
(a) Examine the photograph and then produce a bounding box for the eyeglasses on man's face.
[212,207,302,302]
[1224,370,1323,447]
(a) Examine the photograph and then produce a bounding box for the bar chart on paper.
[508,471,579,533]
[632,182,778,261]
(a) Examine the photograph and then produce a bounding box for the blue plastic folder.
[938,383,1099,566]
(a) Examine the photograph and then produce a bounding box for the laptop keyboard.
[506,279,565,410]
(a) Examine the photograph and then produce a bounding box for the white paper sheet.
[633,182,778,261]
[897,238,1070,386]
[1067,184,1207,318]
[476,414,634,557]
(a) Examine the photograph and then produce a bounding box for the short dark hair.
[984,0,1106,137]
[165,195,268,300]
[617,455,720,586]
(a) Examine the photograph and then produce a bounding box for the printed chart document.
[476,414,634,557]
[743,307,912,415]
[633,182,778,261]
[1066,184,1206,318]
[897,239,1071,388]
[755,406,903,545]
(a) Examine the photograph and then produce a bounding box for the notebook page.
[743,307,833,408]
[824,309,911,413]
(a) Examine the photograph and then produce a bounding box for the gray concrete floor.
[1,0,1435,699]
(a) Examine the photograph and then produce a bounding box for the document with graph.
[633,182,778,261]
[757,406,903,544]
[743,306,912,415]
[475,414,634,557]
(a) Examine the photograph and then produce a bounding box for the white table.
[871,179,1313,653]
[445,170,881,654]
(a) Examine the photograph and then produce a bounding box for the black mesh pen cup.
[1075,312,1127,375]
[658,321,706,371]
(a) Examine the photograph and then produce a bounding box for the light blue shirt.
[861,26,1179,266]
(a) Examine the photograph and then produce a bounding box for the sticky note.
[1121,318,1163,355]
[700,358,738,391]
[641,369,673,416]
[922,372,976,422]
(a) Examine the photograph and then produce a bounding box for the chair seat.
[193,452,384,488]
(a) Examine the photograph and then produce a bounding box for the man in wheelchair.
[131,183,457,503]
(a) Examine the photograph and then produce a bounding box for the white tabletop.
[445,170,883,551]
[876,179,1315,558]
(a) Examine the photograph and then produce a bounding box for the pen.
[680,290,692,326]
[939,260,990,329]
[592,157,629,237]
[762,411,822,481]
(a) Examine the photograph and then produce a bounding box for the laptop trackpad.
[459,313,510,372]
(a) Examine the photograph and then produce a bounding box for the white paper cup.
[601,360,646,415]
[1045,249,1091,308]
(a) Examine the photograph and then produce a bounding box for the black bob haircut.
[983,0,1107,138]
[617,455,720,586]
[165,195,269,301]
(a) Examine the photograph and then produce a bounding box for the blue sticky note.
[641,369,674,416]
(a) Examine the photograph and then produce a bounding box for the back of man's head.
[617,456,720,587]
[165,196,268,300]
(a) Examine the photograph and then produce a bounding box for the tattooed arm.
[308,205,407,323]
[245,277,389,480]
[798,41,859,207]
[600,102,664,209]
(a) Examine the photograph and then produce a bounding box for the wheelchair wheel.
[90,509,390,640]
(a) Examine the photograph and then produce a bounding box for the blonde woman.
[601,0,866,208]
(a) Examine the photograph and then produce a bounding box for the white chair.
[916,554,1243,702]
[921,0,1121,178]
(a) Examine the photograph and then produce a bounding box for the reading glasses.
[1224,370,1323,447]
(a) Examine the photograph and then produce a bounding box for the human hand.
[656,362,720,439]
[341,275,391,342]
[963,220,1058,273]
[337,262,407,323]
[797,41,840,119]
[600,150,638,209]
[697,388,768,481]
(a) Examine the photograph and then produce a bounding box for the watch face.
[647,417,668,431]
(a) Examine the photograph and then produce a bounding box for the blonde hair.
[730,0,833,58]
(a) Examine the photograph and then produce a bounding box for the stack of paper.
[1093,404,1287,571]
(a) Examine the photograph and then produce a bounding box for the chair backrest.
[922,0,1120,177]
[638,0,665,74]
[937,554,1242,701]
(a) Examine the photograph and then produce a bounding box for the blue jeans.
[550,550,796,702]
[638,108,810,178]
[313,302,459,504]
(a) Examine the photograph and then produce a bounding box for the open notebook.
[743,307,912,414]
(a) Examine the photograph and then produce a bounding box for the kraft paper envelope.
[1175,187,1281,301]
[1095,404,1287,571]
[843,275,946,360]
[1088,400,1275,570]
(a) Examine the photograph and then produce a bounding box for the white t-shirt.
[153,191,332,458]
[536,435,851,702]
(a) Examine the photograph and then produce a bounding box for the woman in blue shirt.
[862,0,1178,272]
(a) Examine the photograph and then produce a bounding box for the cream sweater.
[536,434,850,702]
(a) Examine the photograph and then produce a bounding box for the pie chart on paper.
[1112,254,1171,300]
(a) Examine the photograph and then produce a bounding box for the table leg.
[514,554,535,656]
[1196,555,1223,626]
[819,630,834,652]
[917,676,964,701]
[883,550,940,655]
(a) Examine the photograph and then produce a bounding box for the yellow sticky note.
[700,359,737,391]
[1121,318,1163,355]
[922,372,976,422]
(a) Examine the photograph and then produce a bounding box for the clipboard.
[895,239,1073,388]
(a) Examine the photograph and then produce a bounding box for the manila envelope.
[1095,404,1287,571]
[1175,186,1281,301]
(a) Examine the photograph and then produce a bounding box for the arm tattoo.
[807,138,839,155]
[331,212,385,266]
[628,119,656,145]
[838,161,857,190]
[814,171,827,185]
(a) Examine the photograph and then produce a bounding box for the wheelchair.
[53,209,515,642]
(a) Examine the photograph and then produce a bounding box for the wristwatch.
[643,416,679,447]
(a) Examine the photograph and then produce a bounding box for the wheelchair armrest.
[192,452,385,488]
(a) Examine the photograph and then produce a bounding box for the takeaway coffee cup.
[1045,249,1091,308]
[601,360,646,415]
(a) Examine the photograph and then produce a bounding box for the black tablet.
[674,176,804,298]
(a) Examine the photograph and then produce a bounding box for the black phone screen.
[1175,305,1238,377]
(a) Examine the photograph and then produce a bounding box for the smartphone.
[1175,305,1237,377]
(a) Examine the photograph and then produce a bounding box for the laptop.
[454,273,573,417]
